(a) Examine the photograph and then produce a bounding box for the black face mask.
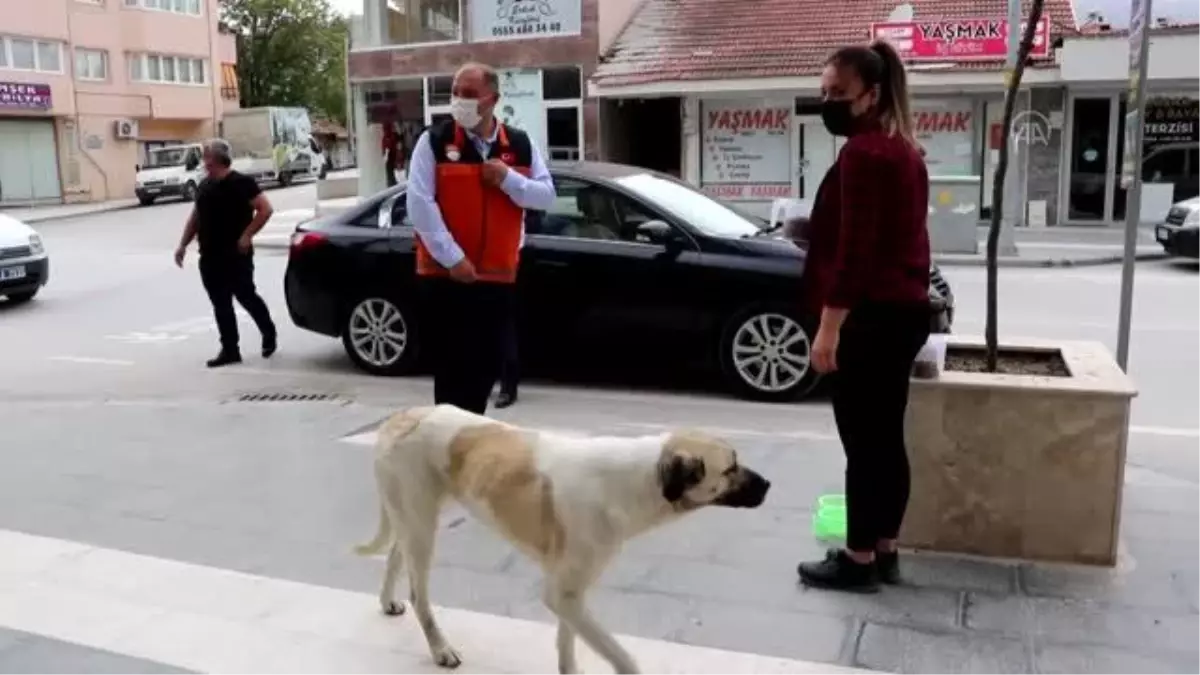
[820,98,858,137]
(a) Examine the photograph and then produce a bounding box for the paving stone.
[1122,478,1200,516]
[0,631,191,674]
[1034,641,1198,674]
[0,629,28,654]
[791,582,964,631]
[966,593,1200,654]
[855,623,1029,673]
[1019,551,1197,612]
[507,587,700,643]
[677,602,852,665]
[1120,509,1200,543]
[898,552,1017,595]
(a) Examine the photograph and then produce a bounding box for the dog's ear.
[659,452,706,503]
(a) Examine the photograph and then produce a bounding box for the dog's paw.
[557,659,579,674]
[433,645,462,669]
[380,600,406,616]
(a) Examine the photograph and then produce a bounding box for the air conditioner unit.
[114,119,139,139]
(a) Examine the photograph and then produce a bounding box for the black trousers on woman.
[831,301,931,553]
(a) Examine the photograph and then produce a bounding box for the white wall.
[1059,32,1200,85]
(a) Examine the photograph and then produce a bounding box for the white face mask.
[450,96,482,129]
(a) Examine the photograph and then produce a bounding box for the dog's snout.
[715,468,771,508]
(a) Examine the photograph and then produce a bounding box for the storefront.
[0,82,62,206]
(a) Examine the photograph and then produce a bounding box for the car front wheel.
[719,306,820,401]
[341,296,419,376]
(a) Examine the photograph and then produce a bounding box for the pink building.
[0,0,239,206]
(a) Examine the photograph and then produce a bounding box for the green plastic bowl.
[813,493,847,541]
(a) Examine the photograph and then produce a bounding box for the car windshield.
[145,148,189,169]
[614,173,767,239]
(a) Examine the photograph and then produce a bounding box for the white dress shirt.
[406,122,555,268]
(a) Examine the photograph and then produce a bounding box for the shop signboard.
[471,0,582,42]
[912,100,975,175]
[0,82,52,109]
[870,18,1050,61]
[497,68,547,159]
[1142,96,1199,147]
[699,100,792,203]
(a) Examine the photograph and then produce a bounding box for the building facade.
[588,0,1199,227]
[0,0,238,206]
[346,0,642,194]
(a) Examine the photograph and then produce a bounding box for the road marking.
[105,332,190,344]
[47,356,135,366]
[0,529,860,674]
[1129,425,1200,438]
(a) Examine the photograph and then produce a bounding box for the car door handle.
[535,259,569,268]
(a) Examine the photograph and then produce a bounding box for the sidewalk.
[0,199,140,224]
[935,225,1169,267]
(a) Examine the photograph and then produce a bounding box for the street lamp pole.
[1116,0,1154,371]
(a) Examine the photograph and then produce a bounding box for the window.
[384,0,461,46]
[427,75,452,106]
[129,53,208,85]
[542,67,581,100]
[74,48,108,80]
[615,173,763,239]
[530,179,619,241]
[546,107,580,161]
[124,0,201,15]
[1,37,62,73]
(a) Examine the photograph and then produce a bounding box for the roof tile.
[594,0,1078,86]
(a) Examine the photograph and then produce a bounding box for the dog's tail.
[354,498,392,556]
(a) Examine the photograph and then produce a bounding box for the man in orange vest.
[406,62,555,414]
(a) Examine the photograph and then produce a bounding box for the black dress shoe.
[262,334,278,359]
[876,550,901,585]
[494,391,517,409]
[798,549,880,593]
[206,351,243,368]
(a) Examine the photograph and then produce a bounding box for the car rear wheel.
[719,306,820,401]
[138,195,156,206]
[182,181,198,202]
[4,289,38,304]
[341,296,419,376]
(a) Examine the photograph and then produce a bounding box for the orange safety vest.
[415,121,532,284]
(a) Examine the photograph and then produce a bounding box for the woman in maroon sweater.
[797,41,932,593]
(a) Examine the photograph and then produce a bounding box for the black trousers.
[498,301,519,396]
[419,277,514,415]
[384,151,398,187]
[199,254,276,353]
[831,301,931,552]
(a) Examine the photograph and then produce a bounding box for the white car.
[0,213,49,303]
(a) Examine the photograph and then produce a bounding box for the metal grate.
[235,392,342,403]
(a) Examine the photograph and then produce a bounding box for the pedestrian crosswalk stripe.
[0,529,869,674]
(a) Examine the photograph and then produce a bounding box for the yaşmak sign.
[870,18,1051,61]
[700,101,792,202]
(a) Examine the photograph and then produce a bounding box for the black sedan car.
[285,162,955,401]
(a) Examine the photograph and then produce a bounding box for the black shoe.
[798,549,880,593]
[262,333,277,359]
[494,391,517,409]
[876,550,901,585]
[206,350,242,368]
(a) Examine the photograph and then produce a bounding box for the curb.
[934,251,1170,268]
[15,203,142,224]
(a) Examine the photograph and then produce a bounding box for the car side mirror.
[135,164,141,172]
[635,220,676,246]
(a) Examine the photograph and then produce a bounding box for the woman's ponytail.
[869,40,917,148]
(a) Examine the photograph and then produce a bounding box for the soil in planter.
[945,346,1070,377]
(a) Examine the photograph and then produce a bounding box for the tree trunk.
[986,0,1047,372]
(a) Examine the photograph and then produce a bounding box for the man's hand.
[481,159,510,187]
[448,258,477,283]
[237,234,253,254]
[173,246,186,268]
[812,324,840,374]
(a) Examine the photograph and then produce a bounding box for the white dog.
[355,404,771,674]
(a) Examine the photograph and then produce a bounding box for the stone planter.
[900,335,1137,566]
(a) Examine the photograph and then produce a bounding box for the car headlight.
[1185,209,1200,226]
[28,233,45,256]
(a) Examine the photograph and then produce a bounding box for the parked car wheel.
[719,305,820,401]
[3,289,37,304]
[138,195,156,206]
[340,295,419,376]
[183,181,198,202]
[279,171,294,187]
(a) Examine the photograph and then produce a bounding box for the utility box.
[927,175,1015,256]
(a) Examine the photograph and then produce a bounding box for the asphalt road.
[0,192,1197,673]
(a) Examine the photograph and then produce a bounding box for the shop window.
[546,107,580,161]
[543,67,581,100]
[428,75,452,106]
[1067,97,1111,221]
[384,0,461,46]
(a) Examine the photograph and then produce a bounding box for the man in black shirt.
[173,138,277,368]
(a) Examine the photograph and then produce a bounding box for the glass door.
[793,115,840,199]
[1065,96,1113,222]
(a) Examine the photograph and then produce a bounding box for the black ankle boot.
[206,350,242,368]
[798,549,880,593]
